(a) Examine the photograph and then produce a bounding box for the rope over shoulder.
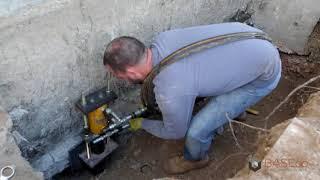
[141,32,273,114]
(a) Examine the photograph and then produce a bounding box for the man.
[103,22,281,174]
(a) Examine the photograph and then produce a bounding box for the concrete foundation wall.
[253,0,320,54]
[0,0,42,16]
[0,0,319,177]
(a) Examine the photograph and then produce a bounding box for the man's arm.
[141,95,196,140]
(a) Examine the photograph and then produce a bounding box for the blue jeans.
[184,72,281,161]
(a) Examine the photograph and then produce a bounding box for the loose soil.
[55,53,320,180]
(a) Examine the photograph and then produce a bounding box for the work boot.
[163,155,210,174]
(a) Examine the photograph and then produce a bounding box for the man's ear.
[126,66,143,79]
[126,66,137,74]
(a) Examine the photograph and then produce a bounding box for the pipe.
[92,107,147,144]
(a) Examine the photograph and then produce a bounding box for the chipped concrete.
[0,107,43,180]
[0,0,319,177]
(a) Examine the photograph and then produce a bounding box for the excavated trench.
[55,25,320,179]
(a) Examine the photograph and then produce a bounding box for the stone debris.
[0,107,43,180]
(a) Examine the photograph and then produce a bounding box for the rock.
[298,91,320,117]
[130,162,142,171]
[9,107,29,124]
[12,131,29,145]
[151,160,157,166]
[11,131,40,159]
[133,149,141,157]
[140,163,152,174]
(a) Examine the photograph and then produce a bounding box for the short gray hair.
[103,36,146,72]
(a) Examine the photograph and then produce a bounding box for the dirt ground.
[54,51,320,180]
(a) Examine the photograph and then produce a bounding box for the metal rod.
[107,72,111,92]
[93,129,119,144]
[122,107,148,122]
[107,107,147,130]
[81,94,89,129]
[81,94,91,159]
[84,134,91,159]
[105,108,121,122]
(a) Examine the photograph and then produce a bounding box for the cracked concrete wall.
[0,0,319,177]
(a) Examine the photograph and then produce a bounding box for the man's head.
[103,36,152,83]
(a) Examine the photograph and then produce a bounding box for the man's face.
[106,65,143,84]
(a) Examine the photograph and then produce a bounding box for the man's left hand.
[129,118,143,131]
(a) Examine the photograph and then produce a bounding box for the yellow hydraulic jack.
[69,87,147,172]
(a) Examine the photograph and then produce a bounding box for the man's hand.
[129,118,143,131]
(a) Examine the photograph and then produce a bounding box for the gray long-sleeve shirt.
[141,22,281,139]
